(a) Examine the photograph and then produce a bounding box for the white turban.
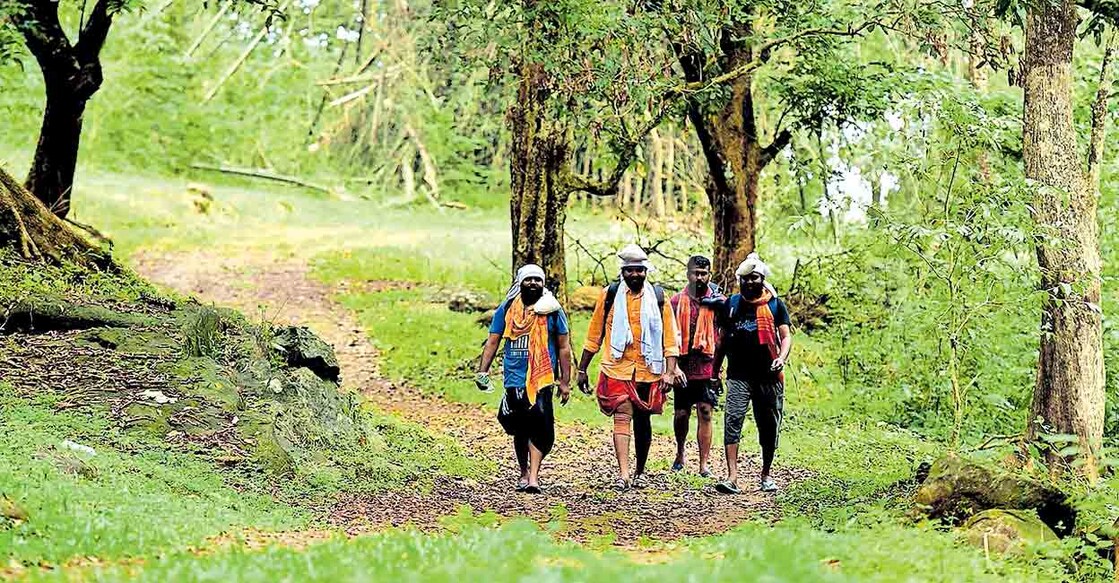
[735,252,771,278]
[505,264,560,314]
[735,252,778,296]
[617,243,655,272]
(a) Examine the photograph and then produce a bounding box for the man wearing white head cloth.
[576,244,684,490]
[476,264,573,494]
[713,252,792,494]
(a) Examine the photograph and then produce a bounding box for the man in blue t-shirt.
[476,265,572,494]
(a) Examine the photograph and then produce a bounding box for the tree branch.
[75,0,116,63]
[564,20,878,199]
[564,105,673,197]
[11,0,79,76]
[669,22,879,96]
[1079,0,1119,23]
[760,129,793,168]
[1088,29,1117,189]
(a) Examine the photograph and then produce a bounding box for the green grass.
[0,383,306,565]
[40,512,1065,582]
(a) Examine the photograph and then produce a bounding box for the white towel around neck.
[608,283,665,375]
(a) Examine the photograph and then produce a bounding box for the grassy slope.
[0,384,306,564]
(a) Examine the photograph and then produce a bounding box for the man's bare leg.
[696,402,714,475]
[526,442,545,488]
[725,443,740,484]
[672,407,690,468]
[613,402,633,483]
[514,434,529,486]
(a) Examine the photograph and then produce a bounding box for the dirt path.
[133,251,805,545]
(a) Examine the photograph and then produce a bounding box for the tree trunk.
[12,0,114,219]
[1022,0,1105,479]
[686,74,764,287]
[508,62,570,295]
[0,166,110,269]
[664,133,676,216]
[650,130,666,217]
[26,86,88,218]
[679,26,790,288]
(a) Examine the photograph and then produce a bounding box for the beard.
[623,274,646,292]
[520,286,544,305]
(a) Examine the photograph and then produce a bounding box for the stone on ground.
[272,325,341,382]
[915,454,1076,536]
[962,509,1057,556]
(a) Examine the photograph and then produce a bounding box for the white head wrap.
[734,252,771,278]
[735,252,778,296]
[505,264,560,314]
[617,243,655,272]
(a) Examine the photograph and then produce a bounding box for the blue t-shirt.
[489,300,570,389]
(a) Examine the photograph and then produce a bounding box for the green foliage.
[59,513,1066,582]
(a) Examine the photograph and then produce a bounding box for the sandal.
[613,478,630,491]
[760,478,778,492]
[632,473,649,489]
[515,479,528,492]
[699,469,713,479]
[671,461,685,472]
[715,480,740,495]
[524,484,543,495]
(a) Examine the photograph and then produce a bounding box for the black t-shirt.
[720,295,791,381]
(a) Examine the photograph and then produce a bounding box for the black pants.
[498,386,555,468]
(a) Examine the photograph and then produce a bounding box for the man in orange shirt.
[576,244,684,490]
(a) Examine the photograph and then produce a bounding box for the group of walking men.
[475,244,792,494]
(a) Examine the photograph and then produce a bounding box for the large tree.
[3,0,127,217]
[1020,0,1113,478]
[0,165,108,267]
[1,0,278,219]
[446,0,675,295]
[665,1,899,285]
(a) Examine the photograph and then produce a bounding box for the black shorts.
[497,386,555,456]
[674,379,719,411]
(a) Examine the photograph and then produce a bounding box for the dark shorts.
[497,386,555,456]
[723,377,784,450]
[674,379,719,411]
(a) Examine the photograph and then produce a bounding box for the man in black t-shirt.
[713,253,792,494]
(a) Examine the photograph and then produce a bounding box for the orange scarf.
[746,290,783,381]
[502,296,554,404]
[673,290,716,357]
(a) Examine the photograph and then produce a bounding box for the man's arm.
[576,349,596,393]
[773,324,793,370]
[474,333,502,391]
[477,333,501,374]
[556,333,573,403]
[660,293,685,386]
[713,330,726,379]
[576,291,607,393]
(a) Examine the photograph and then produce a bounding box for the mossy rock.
[962,509,1057,556]
[915,454,1076,536]
[272,326,340,383]
[569,286,602,311]
[76,327,179,356]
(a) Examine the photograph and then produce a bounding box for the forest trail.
[133,251,805,545]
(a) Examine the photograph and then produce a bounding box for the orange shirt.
[582,286,680,382]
